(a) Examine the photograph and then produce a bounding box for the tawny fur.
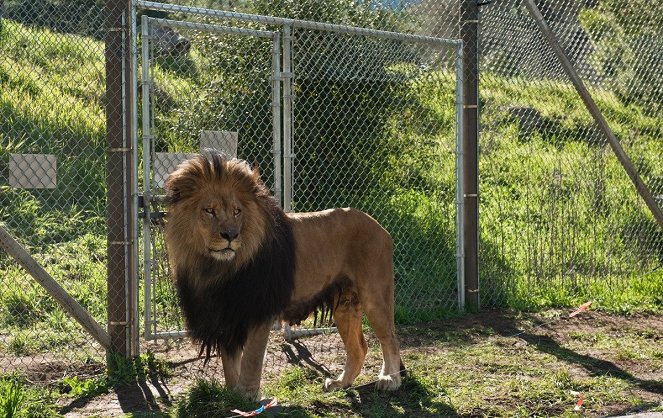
[164,152,403,400]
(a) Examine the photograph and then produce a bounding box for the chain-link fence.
[477,0,663,308]
[0,0,111,379]
[289,25,461,318]
[2,0,662,387]
[138,2,463,342]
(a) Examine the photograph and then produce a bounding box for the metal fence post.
[271,32,282,206]
[455,41,466,312]
[129,0,140,359]
[460,0,480,312]
[105,0,138,363]
[282,25,293,212]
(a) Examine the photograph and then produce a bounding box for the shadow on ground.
[468,311,663,396]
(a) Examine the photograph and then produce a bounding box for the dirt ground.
[8,309,662,417]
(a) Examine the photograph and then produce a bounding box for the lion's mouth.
[209,247,236,260]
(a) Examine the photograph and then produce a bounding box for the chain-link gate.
[139,15,282,340]
[287,22,464,319]
[136,2,465,341]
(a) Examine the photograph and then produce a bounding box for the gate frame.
[134,0,466,341]
[139,15,281,340]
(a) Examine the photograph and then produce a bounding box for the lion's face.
[196,191,245,261]
[165,153,270,274]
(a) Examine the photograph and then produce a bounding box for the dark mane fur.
[282,276,352,327]
[170,153,296,358]
[168,152,353,360]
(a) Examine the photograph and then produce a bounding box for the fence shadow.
[510,330,663,395]
[58,370,172,416]
[348,373,458,418]
[478,312,663,396]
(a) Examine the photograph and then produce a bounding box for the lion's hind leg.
[364,302,403,391]
[323,290,367,392]
[361,277,403,392]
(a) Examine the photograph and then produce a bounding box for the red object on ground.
[569,301,593,318]
[232,398,278,417]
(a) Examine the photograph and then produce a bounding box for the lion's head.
[164,152,272,278]
[164,152,296,356]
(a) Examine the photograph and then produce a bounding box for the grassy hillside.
[0,19,109,358]
[478,75,663,312]
[0,14,662,362]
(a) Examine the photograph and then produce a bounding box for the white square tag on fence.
[199,130,238,158]
[153,152,196,188]
[9,154,57,189]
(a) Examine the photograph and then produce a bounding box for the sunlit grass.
[170,308,662,417]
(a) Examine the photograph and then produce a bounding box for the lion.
[164,151,403,400]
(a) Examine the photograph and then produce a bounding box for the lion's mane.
[164,152,295,357]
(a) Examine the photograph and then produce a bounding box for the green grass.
[172,379,256,418]
[0,233,107,356]
[477,74,663,311]
[1,11,662,355]
[0,374,61,418]
[0,353,170,418]
[165,309,663,417]
[2,309,662,416]
[0,0,662,382]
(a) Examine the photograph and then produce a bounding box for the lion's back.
[287,208,393,296]
[288,207,391,244]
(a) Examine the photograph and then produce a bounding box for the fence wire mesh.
[478,0,663,307]
[1,0,661,396]
[289,26,461,318]
[139,4,462,354]
[0,0,110,380]
[132,2,463,388]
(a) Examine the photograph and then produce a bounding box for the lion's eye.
[233,208,241,217]
[203,208,215,216]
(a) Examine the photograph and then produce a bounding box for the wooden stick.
[0,225,111,350]
[524,0,663,231]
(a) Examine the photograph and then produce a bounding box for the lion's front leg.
[237,321,272,401]
[220,348,241,388]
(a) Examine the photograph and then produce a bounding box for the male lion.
[164,151,403,400]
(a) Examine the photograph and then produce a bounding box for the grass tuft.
[174,379,255,418]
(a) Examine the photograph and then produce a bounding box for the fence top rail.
[136,0,462,47]
[147,17,278,38]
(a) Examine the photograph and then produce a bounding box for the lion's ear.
[250,160,262,182]
[166,187,180,203]
[164,176,180,203]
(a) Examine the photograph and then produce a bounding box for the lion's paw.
[375,374,401,391]
[323,378,348,392]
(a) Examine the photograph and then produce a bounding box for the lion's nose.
[220,229,239,241]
